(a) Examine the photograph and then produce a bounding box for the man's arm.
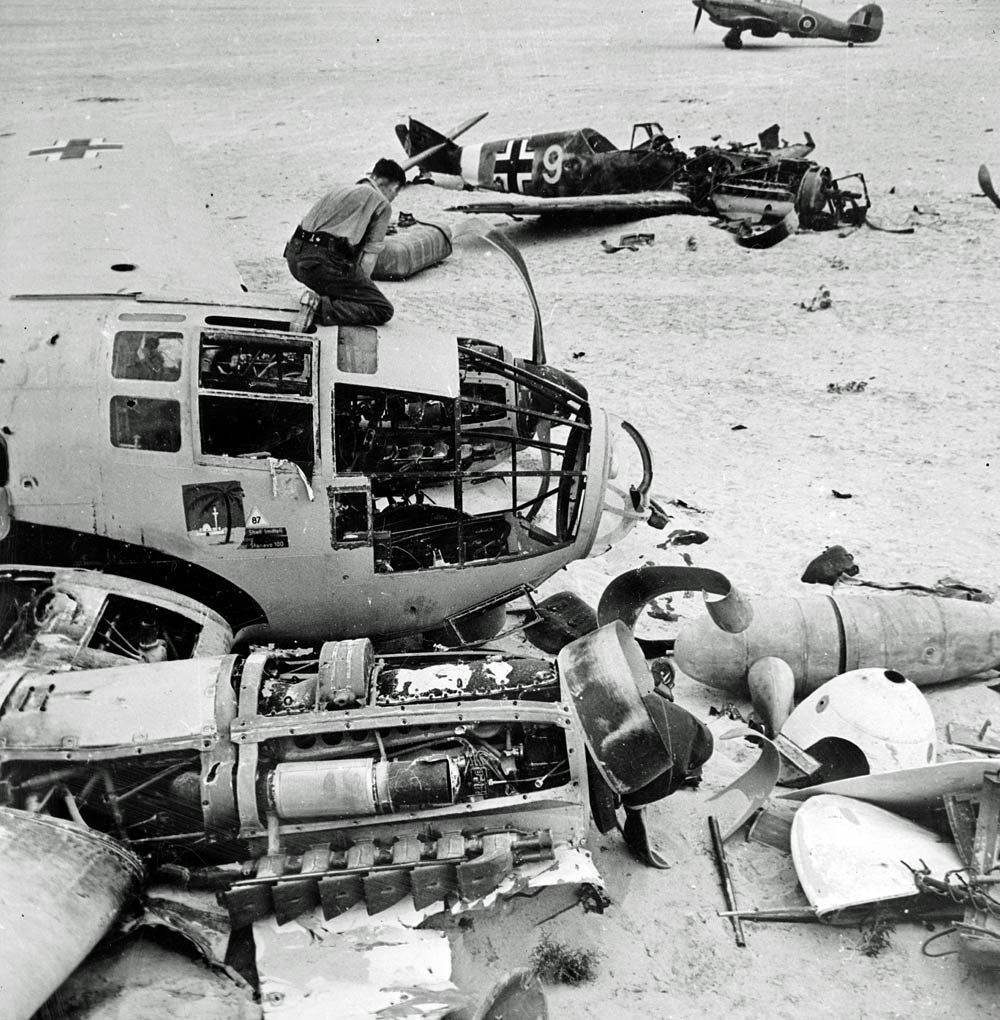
[358,196,392,277]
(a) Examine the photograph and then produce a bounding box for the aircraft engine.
[0,628,709,923]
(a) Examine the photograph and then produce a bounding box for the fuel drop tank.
[675,592,1000,696]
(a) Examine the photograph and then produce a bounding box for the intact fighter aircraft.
[398,115,870,231]
[691,0,884,50]
[0,120,657,648]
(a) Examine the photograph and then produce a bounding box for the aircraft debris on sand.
[691,0,883,50]
[0,618,712,1018]
[978,163,1000,210]
[0,120,659,650]
[0,564,233,669]
[397,115,870,236]
[595,564,1000,701]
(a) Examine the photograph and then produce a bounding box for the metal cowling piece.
[558,621,713,799]
[0,807,144,1020]
[778,668,937,777]
[596,564,752,657]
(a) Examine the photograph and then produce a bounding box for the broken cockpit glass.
[332,339,591,572]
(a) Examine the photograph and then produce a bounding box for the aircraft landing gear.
[723,28,743,49]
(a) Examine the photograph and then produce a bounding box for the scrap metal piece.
[0,807,144,1020]
[471,967,549,1020]
[947,721,1000,755]
[778,668,937,779]
[622,806,672,869]
[790,794,963,920]
[709,815,746,947]
[707,727,781,841]
[596,564,751,657]
[747,656,796,737]
[781,758,1000,816]
[558,622,713,798]
[734,208,798,249]
[944,793,979,867]
[522,590,598,654]
[747,808,793,853]
[979,164,1000,210]
[959,771,1000,967]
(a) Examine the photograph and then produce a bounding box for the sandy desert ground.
[5,0,1000,1017]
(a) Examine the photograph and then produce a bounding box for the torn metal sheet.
[255,913,463,1020]
[254,846,598,1019]
[707,726,781,841]
[790,793,963,920]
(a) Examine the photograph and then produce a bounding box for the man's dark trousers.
[285,236,394,326]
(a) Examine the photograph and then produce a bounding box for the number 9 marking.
[542,144,564,184]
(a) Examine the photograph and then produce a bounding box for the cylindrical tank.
[0,807,143,1020]
[674,593,1000,696]
[268,757,459,819]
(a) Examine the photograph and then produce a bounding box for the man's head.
[371,158,406,200]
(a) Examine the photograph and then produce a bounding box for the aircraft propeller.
[398,111,488,173]
[693,3,703,31]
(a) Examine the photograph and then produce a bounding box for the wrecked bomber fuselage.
[0,297,652,647]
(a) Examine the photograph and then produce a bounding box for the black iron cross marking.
[29,138,123,160]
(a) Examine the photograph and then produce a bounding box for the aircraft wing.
[445,191,694,217]
[718,13,782,30]
[0,120,246,300]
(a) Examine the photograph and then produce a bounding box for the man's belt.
[292,225,354,254]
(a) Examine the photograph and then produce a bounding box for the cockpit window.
[110,396,181,452]
[200,335,311,396]
[112,331,183,382]
[197,330,315,475]
[332,341,591,572]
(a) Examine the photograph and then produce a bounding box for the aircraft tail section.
[395,118,463,175]
[847,4,883,43]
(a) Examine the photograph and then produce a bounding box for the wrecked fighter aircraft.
[0,621,712,1018]
[0,120,659,650]
[398,114,869,232]
[691,0,884,50]
[0,564,233,670]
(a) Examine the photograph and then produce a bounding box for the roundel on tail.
[798,14,817,32]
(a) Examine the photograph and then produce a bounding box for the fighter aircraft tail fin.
[395,118,464,175]
[757,124,780,152]
[847,4,883,43]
